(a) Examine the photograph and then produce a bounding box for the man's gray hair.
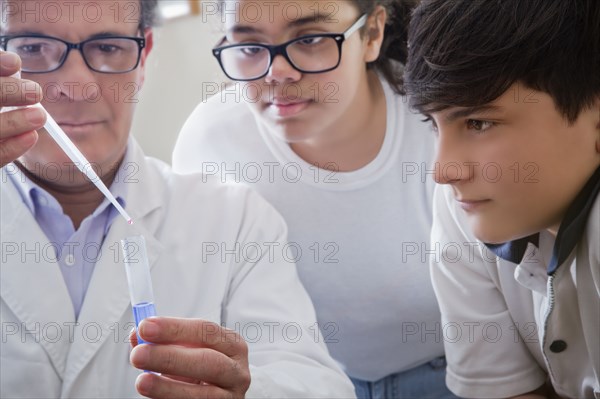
[140,0,159,29]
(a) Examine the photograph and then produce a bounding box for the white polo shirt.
[430,167,600,398]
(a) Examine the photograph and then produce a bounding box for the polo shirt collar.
[486,166,600,275]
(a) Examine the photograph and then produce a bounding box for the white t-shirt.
[173,76,444,381]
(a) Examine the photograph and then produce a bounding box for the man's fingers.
[129,328,139,347]
[0,52,21,75]
[130,344,243,389]
[0,77,44,108]
[162,373,204,385]
[0,131,38,168]
[135,372,228,399]
[0,108,46,139]
[138,317,247,358]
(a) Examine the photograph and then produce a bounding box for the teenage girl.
[174,1,456,397]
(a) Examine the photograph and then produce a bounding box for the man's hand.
[0,51,46,168]
[129,317,251,399]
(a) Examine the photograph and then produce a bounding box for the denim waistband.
[427,356,447,371]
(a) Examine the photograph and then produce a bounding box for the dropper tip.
[128,219,134,225]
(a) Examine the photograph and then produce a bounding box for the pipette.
[35,102,133,224]
[7,71,133,224]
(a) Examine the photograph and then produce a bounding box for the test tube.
[121,235,156,344]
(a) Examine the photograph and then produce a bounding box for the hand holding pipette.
[1,65,132,224]
[0,51,46,167]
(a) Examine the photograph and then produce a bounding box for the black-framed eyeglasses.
[212,14,368,82]
[0,34,146,74]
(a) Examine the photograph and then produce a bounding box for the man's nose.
[46,50,100,102]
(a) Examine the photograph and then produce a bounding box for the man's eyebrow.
[2,30,44,36]
[445,105,504,122]
[89,31,136,38]
[1,31,135,39]
[228,14,336,35]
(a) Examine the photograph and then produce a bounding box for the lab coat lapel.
[0,170,74,379]
[60,141,165,395]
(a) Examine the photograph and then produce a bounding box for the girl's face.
[222,0,383,143]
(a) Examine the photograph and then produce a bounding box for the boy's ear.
[363,6,387,63]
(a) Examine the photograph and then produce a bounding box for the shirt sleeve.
[430,185,547,398]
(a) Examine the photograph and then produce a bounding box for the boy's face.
[428,82,600,243]
[2,0,152,187]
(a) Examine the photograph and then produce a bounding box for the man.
[0,1,355,397]
[404,0,600,397]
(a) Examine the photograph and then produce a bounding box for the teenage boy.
[404,0,600,398]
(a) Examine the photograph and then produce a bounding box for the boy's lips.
[456,198,492,212]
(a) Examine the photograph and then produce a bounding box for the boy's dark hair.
[404,0,600,123]
[140,0,159,29]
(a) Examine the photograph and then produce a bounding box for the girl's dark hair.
[353,0,418,94]
[404,0,600,123]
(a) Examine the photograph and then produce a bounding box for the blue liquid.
[132,302,156,344]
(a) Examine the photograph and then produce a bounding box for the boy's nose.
[433,132,473,185]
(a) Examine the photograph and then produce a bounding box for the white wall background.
[131,13,225,164]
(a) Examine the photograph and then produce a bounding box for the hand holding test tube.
[121,235,157,345]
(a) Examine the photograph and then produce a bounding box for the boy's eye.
[421,116,439,132]
[466,119,494,131]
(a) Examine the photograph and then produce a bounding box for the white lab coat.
[0,141,355,398]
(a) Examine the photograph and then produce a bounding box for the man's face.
[428,82,600,243]
[2,0,152,186]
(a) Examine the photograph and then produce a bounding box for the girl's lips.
[268,100,312,118]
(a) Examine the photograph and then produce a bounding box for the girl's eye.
[240,46,265,56]
[297,36,323,46]
[466,119,494,132]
